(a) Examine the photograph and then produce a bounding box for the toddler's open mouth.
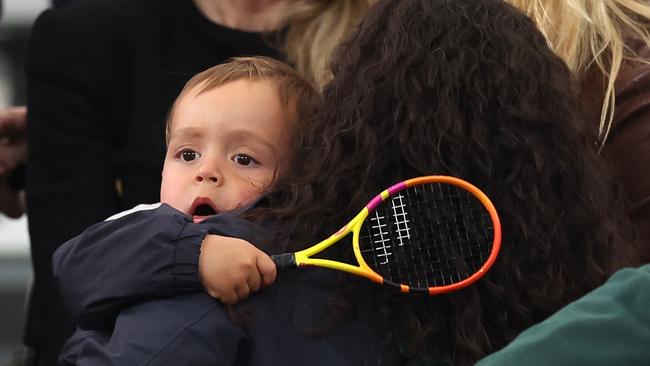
[189,197,218,223]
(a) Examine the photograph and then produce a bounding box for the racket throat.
[271,253,297,271]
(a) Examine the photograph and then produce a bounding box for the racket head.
[353,175,501,295]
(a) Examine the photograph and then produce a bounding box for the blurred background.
[0,0,48,364]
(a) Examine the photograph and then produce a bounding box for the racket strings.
[359,183,494,290]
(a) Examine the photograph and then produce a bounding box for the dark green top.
[476,264,650,365]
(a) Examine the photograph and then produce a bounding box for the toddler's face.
[161,79,292,222]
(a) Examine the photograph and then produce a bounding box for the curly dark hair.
[259,0,643,364]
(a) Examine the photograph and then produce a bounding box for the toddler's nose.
[195,163,221,184]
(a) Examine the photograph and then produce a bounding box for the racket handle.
[271,253,297,271]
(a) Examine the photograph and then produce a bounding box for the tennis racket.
[271,175,501,295]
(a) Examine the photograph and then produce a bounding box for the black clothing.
[25,0,280,363]
[52,0,80,8]
[53,204,400,365]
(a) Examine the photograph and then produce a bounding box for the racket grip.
[271,253,297,271]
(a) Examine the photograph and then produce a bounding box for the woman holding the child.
[271,0,643,363]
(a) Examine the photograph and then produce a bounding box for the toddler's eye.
[178,149,199,162]
[232,154,257,166]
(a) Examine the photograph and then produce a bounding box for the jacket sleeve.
[53,203,269,331]
[59,293,247,366]
[475,264,650,366]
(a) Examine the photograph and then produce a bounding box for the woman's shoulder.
[52,0,167,21]
[32,0,178,39]
[616,44,650,97]
[580,41,650,129]
[27,0,193,74]
[610,42,650,130]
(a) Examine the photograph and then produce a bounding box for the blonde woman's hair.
[277,0,372,86]
[508,0,650,146]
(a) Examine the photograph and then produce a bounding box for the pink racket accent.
[366,181,408,211]
[387,181,407,195]
[366,195,385,211]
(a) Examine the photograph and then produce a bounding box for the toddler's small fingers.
[218,291,238,305]
[247,272,262,292]
[234,283,251,301]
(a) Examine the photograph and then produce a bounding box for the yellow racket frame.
[292,175,502,294]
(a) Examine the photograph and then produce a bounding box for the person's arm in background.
[0,106,26,218]
[0,0,79,220]
[475,264,650,366]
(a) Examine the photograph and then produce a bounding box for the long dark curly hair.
[257,0,643,364]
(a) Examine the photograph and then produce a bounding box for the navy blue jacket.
[53,204,401,365]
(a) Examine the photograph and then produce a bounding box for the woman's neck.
[192,0,287,32]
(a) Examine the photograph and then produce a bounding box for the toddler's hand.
[199,234,277,305]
